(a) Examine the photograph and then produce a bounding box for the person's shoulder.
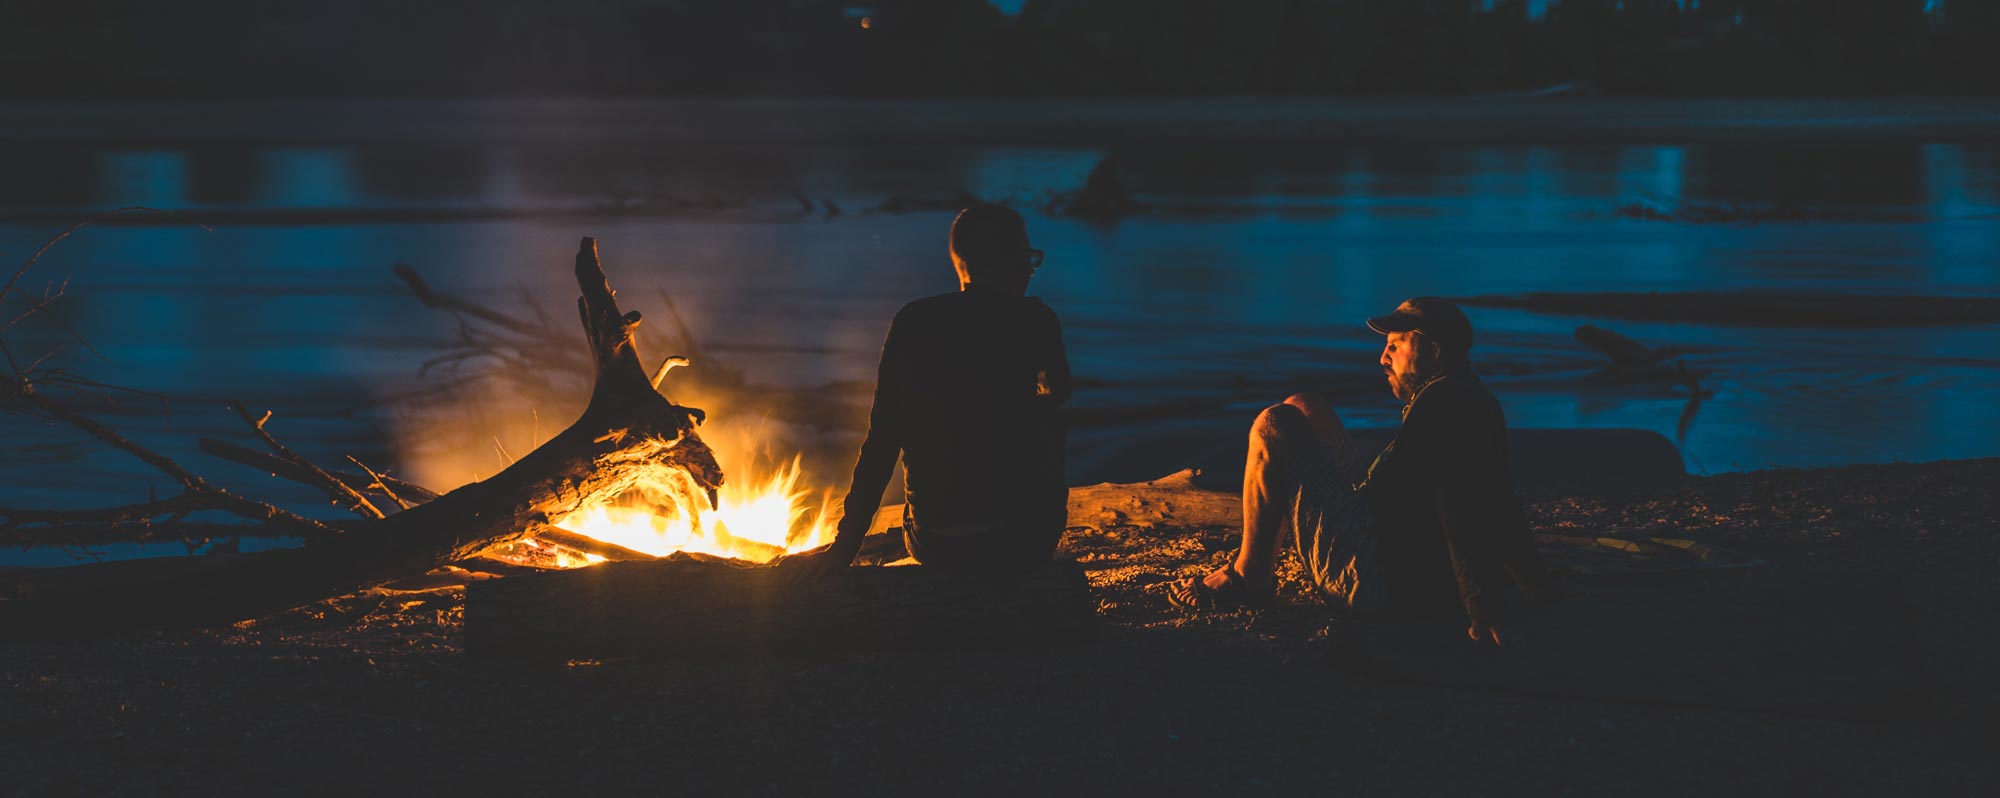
[900,292,962,311]
[1409,373,1493,414]
[891,292,961,323]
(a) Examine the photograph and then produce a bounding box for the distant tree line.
[2,0,1993,98]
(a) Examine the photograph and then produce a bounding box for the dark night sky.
[0,0,1992,98]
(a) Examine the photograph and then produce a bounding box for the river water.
[3,99,1998,535]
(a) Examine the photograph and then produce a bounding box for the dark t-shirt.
[837,287,1071,542]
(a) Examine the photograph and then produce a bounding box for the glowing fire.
[551,453,835,565]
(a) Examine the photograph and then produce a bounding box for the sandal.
[1168,567,1274,612]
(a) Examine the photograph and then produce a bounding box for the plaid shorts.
[1264,411,1383,613]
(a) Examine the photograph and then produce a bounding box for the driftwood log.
[1,238,721,636]
[464,556,1095,661]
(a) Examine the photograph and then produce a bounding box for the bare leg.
[1203,393,1349,591]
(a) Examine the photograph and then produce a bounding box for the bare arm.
[828,310,912,563]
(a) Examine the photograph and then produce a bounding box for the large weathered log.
[464,557,1096,660]
[1,238,721,637]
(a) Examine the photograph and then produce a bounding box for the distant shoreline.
[5,98,2000,147]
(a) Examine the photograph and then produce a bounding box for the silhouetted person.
[792,204,1070,575]
[1170,298,1553,647]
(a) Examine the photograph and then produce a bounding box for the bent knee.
[1283,392,1334,417]
[1276,392,1346,440]
[1252,401,1312,442]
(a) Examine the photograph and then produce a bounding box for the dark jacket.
[1360,368,1551,626]
[835,286,1071,548]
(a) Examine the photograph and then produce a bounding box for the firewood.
[531,527,657,562]
[1,238,722,637]
[463,556,1096,661]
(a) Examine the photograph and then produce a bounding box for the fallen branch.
[1,378,336,540]
[532,527,657,562]
[393,263,553,339]
[0,520,289,549]
[197,437,441,505]
[229,402,384,520]
[3,238,723,636]
[345,456,412,511]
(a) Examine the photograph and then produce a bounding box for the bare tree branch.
[196,437,440,505]
[3,206,209,302]
[344,455,412,511]
[228,401,386,521]
[1,378,336,539]
[393,263,555,339]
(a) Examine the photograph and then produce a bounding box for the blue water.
[3,100,1999,529]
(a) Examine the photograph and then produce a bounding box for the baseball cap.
[1367,296,1474,354]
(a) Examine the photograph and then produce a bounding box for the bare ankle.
[1231,560,1274,584]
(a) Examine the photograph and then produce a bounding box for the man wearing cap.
[1171,297,1552,647]
[787,204,1071,576]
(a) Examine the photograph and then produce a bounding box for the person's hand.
[1467,621,1511,649]
[773,542,852,586]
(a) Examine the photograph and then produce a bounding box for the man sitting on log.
[1170,297,1555,647]
[791,204,1071,575]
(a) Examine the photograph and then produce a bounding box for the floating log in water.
[463,556,1096,661]
[1,238,721,637]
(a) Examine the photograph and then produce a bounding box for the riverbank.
[5,457,1994,795]
[7,99,2000,148]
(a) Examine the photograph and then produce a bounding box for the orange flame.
[552,453,835,564]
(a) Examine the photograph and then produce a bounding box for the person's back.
[809,204,1071,573]
[889,288,1067,529]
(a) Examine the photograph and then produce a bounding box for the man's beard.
[1389,364,1435,403]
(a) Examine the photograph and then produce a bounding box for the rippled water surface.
[4,100,1998,523]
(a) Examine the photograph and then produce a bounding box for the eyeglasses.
[1026,248,1045,269]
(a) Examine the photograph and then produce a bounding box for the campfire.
[387,239,844,570]
[526,453,836,567]
[2,234,1093,657]
[1,237,761,633]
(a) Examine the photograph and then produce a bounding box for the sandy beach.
[8,3,2000,793]
[5,457,1994,796]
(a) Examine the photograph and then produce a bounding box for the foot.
[1168,566,1274,612]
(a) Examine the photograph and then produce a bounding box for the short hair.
[950,204,1030,278]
